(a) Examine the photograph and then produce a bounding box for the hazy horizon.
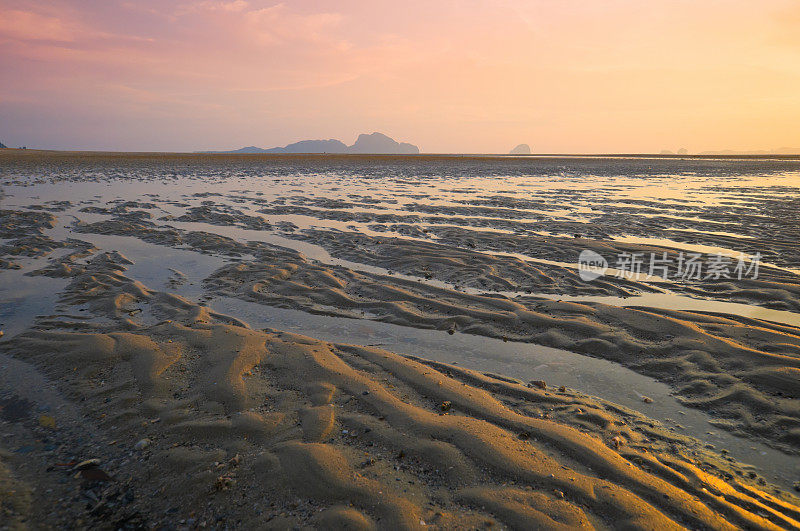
[4,141,800,156]
[2,0,799,153]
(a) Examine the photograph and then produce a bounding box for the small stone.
[440,401,452,412]
[134,438,151,451]
[215,476,234,490]
[76,467,113,483]
[641,396,653,404]
[38,414,56,429]
[73,459,101,471]
[529,380,547,390]
[554,489,564,499]
[447,328,455,335]
[611,436,626,449]
[558,386,566,393]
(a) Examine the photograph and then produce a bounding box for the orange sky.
[1,0,799,153]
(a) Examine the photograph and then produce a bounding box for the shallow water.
[0,267,68,338]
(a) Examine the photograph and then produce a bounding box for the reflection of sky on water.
[3,157,800,317]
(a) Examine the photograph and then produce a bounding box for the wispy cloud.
[242,3,346,47]
[0,8,77,41]
[176,0,249,14]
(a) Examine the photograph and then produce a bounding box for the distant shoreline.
[2,148,800,161]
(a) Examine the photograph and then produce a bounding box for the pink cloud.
[175,1,249,14]
[196,0,249,11]
[242,3,345,47]
[0,8,78,42]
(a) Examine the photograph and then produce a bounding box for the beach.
[2,150,800,529]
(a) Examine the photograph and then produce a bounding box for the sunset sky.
[2,0,799,153]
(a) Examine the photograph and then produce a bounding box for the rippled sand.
[2,150,800,528]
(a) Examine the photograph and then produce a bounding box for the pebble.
[215,476,234,490]
[641,396,654,404]
[73,459,101,471]
[529,380,547,390]
[134,438,151,451]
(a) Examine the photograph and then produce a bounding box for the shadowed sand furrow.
[2,252,799,528]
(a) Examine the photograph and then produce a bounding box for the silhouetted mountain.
[263,139,348,154]
[347,132,419,154]
[509,144,531,155]
[225,146,268,154]
[202,132,419,154]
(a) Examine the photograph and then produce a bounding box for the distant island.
[203,132,419,155]
[509,144,531,155]
[698,147,800,156]
[660,147,800,156]
[660,148,689,155]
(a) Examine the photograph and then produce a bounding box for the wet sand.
[2,150,800,528]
